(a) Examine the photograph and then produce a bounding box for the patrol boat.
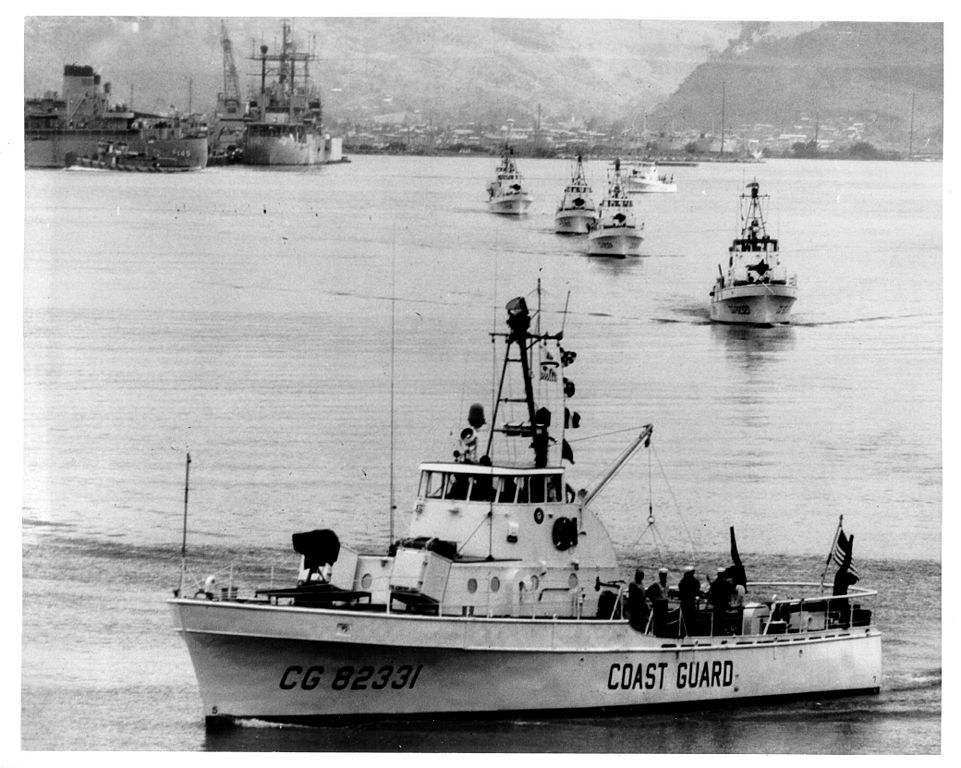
[170,291,880,726]
[586,159,644,257]
[710,181,798,325]
[486,144,533,214]
[554,155,598,234]
[623,161,677,194]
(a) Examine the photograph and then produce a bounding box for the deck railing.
[177,568,876,638]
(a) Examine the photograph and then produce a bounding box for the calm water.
[21,156,941,752]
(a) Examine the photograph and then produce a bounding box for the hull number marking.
[280,664,423,692]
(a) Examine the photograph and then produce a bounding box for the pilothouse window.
[528,476,545,504]
[445,474,471,501]
[421,471,446,499]
[469,474,495,501]
[546,475,562,502]
[515,476,529,504]
[419,471,561,504]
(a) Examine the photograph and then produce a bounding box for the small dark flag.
[831,528,860,579]
[562,439,574,464]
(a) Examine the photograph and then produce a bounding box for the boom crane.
[219,19,243,117]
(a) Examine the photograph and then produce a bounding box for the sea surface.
[21,156,942,752]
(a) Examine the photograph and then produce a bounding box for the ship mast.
[720,81,726,157]
[283,21,293,121]
[740,180,769,238]
[485,296,561,468]
[251,20,318,124]
[908,92,916,157]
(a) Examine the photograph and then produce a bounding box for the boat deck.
[199,578,875,643]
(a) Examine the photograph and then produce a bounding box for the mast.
[908,92,916,157]
[249,21,320,127]
[485,296,561,467]
[388,234,397,546]
[283,20,294,122]
[178,452,192,596]
[720,81,726,157]
[259,44,268,119]
[535,103,542,151]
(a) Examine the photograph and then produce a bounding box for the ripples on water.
[22,157,941,751]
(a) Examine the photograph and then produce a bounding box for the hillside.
[23,17,755,123]
[24,17,943,148]
[647,21,943,147]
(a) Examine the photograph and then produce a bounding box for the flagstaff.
[179,452,191,597]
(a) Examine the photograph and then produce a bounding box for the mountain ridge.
[23,17,942,147]
[648,21,943,146]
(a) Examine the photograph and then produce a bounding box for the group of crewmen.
[625,564,747,637]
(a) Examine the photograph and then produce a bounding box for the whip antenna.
[178,452,191,597]
[389,227,397,547]
[560,290,571,336]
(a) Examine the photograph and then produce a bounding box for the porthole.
[533,507,544,524]
[361,573,372,589]
[552,516,578,551]
[490,577,501,593]
[467,578,478,594]
[568,573,579,589]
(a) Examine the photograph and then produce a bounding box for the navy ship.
[243,21,325,166]
[25,64,208,170]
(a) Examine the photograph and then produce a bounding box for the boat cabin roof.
[419,462,564,476]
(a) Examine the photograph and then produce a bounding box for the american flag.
[831,528,860,579]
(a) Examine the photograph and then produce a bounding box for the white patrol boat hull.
[586,228,643,258]
[710,284,797,325]
[489,192,533,215]
[625,179,677,194]
[554,207,598,234]
[170,598,881,722]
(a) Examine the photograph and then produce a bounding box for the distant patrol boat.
[710,180,798,325]
[170,288,879,727]
[554,155,598,234]
[623,160,678,194]
[486,144,533,214]
[586,159,644,257]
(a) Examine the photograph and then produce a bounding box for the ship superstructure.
[25,64,207,170]
[243,21,325,166]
